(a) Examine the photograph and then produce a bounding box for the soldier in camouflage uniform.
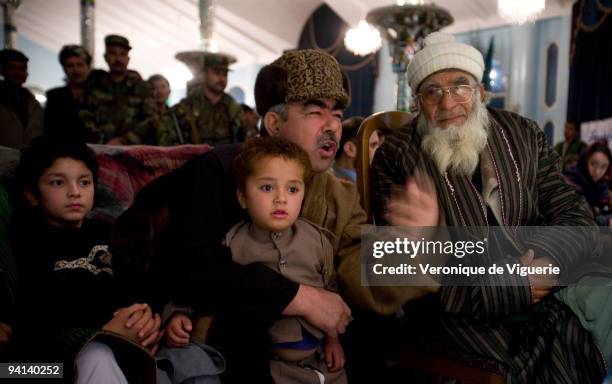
[158,53,243,146]
[79,35,157,145]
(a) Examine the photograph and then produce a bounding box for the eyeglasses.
[418,85,476,105]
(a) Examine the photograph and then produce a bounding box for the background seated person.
[554,122,587,172]
[332,116,362,182]
[564,139,612,226]
[332,116,384,183]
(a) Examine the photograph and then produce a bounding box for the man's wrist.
[283,284,309,317]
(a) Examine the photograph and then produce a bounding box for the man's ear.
[414,97,423,114]
[24,187,39,207]
[236,188,247,209]
[263,112,281,137]
[344,141,357,160]
[478,83,485,102]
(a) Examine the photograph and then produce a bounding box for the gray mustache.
[318,133,338,146]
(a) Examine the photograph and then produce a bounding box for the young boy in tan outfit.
[166,136,347,384]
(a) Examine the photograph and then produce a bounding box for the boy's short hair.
[233,136,312,193]
[17,135,98,197]
[336,116,363,159]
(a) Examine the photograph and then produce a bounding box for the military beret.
[0,49,28,65]
[105,34,131,50]
[203,52,236,71]
[254,49,350,117]
[58,45,92,66]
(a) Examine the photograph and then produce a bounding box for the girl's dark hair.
[588,142,612,162]
[17,135,98,197]
[578,139,612,182]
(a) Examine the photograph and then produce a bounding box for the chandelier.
[366,2,453,111]
[344,20,382,57]
[498,0,545,24]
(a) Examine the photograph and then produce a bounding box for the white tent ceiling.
[12,0,573,80]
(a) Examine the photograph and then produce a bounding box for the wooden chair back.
[355,111,415,221]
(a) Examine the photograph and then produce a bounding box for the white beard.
[418,99,490,176]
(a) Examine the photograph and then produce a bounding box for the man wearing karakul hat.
[113,49,372,383]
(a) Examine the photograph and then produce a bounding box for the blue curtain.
[567,0,612,124]
[297,4,377,119]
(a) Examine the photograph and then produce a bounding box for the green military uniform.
[79,35,158,145]
[158,52,243,146]
[80,69,157,145]
[159,89,242,146]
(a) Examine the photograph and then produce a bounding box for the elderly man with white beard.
[363,32,607,383]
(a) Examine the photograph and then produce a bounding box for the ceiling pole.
[1,0,21,49]
[175,0,235,94]
[80,0,95,58]
[200,0,216,52]
[175,0,218,92]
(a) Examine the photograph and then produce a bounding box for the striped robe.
[369,108,607,383]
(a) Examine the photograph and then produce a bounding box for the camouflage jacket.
[158,90,243,146]
[79,69,158,145]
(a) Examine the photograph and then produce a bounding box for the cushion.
[0,144,212,222]
[88,144,211,221]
